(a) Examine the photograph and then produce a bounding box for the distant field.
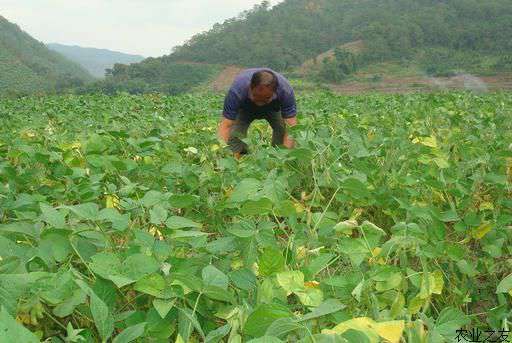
[0,92,511,342]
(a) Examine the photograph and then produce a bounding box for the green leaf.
[112,322,146,343]
[341,177,370,199]
[179,307,205,340]
[89,253,132,287]
[496,273,512,293]
[150,205,168,225]
[229,268,257,291]
[296,288,324,307]
[227,227,256,238]
[299,299,346,321]
[98,208,130,231]
[274,200,296,217]
[0,272,49,315]
[90,290,115,341]
[0,306,39,343]
[266,317,303,338]
[134,273,166,297]
[153,299,176,318]
[141,190,165,207]
[229,178,261,203]
[276,271,304,293]
[66,203,99,221]
[456,260,478,277]
[438,209,459,222]
[40,202,66,228]
[433,307,470,337]
[39,233,71,262]
[0,222,38,237]
[123,253,161,280]
[246,336,283,343]
[241,198,273,216]
[169,194,198,208]
[205,323,231,343]
[304,253,335,278]
[244,303,292,338]
[170,230,208,238]
[53,289,87,318]
[390,293,405,319]
[338,238,369,267]
[202,265,229,290]
[89,252,159,288]
[165,216,202,229]
[258,248,285,276]
[203,286,236,303]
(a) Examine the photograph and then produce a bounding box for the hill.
[170,0,512,74]
[99,0,512,94]
[0,16,93,96]
[47,43,145,78]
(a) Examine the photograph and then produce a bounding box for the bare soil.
[328,73,512,94]
[209,66,245,92]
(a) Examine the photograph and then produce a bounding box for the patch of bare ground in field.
[210,66,245,92]
[329,73,512,94]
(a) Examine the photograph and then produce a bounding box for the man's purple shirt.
[223,68,297,120]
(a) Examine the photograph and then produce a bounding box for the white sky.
[1,0,283,57]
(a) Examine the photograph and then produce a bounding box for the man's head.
[249,70,278,106]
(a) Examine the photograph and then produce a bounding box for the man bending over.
[217,68,297,158]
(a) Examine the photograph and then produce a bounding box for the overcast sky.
[1,0,283,57]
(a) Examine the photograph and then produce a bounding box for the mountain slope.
[47,43,144,78]
[0,16,93,96]
[94,0,512,94]
[169,0,512,71]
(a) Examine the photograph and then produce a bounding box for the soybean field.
[0,92,511,342]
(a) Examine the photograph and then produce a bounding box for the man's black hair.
[250,70,279,91]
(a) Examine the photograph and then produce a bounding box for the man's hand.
[218,117,235,143]
[283,117,297,149]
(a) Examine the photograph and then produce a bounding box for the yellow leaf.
[371,247,382,257]
[332,318,405,343]
[184,146,198,154]
[293,201,305,214]
[471,222,492,240]
[304,281,320,288]
[408,295,425,315]
[412,136,437,148]
[431,270,444,295]
[432,157,450,169]
[374,320,405,343]
[479,202,494,211]
[105,194,120,209]
[332,317,377,337]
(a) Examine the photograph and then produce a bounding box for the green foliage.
[0,92,511,341]
[0,16,93,96]
[82,61,223,95]
[166,0,512,73]
[96,0,512,89]
[317,48,359,83]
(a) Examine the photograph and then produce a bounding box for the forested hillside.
[100,0,512,94]
[0,16,93,96]
[170,0,512,71]
[47,43,144,78]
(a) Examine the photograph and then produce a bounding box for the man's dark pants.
[228,110,286,154]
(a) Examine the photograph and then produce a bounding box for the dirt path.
[328,73,512,94]
[209,66,244,92]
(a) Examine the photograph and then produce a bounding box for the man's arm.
[283,116,297,149]
[218,117,235,143]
